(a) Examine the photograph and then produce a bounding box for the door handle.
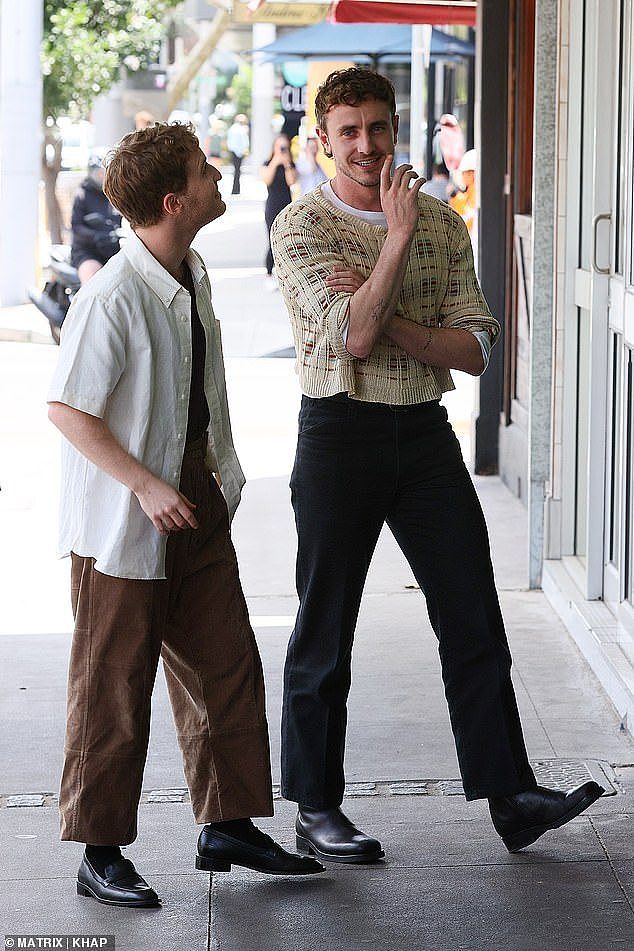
[592,212,612,275]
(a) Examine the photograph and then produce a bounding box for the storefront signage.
[233,2,329,25]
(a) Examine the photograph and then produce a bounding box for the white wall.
[251,23,276,168]
[0,0,43,305]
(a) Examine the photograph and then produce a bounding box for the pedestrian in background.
[205,115,227,171]
[48,122,322,910]
[70,153,121,285]
[260,133,297,287]
[295,137,327,196]
[226,113,250,196]
[421,160,451,203]
[134,110,155,131]
[432,112,465,173]
[450,148,478,238]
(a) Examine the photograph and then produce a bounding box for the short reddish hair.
[103,122,200,228]
[315,67,396,131]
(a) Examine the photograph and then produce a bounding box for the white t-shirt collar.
[321,180,387,229]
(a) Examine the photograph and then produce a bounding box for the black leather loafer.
[196,825,324,875]
[76,854,160,908]
[296,806,385,864]
[489,781,605,852]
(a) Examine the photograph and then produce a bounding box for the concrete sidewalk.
[1,175,632,949]
[1,349,633,951]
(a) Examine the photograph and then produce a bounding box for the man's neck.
[134,225,193,284]
[330,176,382,213]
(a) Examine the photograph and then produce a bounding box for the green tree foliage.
[227,63,252,118]
[42,0,178,121]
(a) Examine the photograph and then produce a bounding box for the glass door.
[603,0,634,617]
[568,0,617,598]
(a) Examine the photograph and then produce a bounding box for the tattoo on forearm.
[370,298,386,324]
[421,328,433,352]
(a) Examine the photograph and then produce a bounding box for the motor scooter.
[29,212,121,344]
[28,245,80,345]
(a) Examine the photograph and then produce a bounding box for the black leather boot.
[296,806,384,864]
[489,781,605,852]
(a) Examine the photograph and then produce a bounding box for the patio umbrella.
[253,22,475,65]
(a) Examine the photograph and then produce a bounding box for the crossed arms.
[272,156,496,377]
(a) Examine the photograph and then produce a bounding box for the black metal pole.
[475,0,510,474]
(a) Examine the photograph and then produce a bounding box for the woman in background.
[295,137,327,196]
[260,134,297,285]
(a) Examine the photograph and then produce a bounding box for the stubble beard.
[338,160,381,189]
[208,195,226,224]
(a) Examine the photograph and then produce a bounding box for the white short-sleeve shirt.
[47,230,245,580]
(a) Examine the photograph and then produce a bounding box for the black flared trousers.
[281,394,536,807]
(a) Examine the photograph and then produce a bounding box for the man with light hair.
[48,122,322,908]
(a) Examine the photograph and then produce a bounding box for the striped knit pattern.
[271,186,499,405]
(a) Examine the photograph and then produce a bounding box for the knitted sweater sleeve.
[270,199,355,362]
[437,211,500,343]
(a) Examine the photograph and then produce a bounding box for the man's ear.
[162,192,182,217]
[316,125,331,158]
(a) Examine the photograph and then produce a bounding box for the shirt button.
[177,432,183,440]
[184,356,190,364]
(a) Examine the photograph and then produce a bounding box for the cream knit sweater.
[271,187,500,405]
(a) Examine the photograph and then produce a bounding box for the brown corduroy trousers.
[59,441,274,845]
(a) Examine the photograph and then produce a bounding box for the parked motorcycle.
[29,212,122,344]
[29,244,80,345]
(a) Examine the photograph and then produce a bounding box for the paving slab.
[210,860,632,951]
[2,587,630,797]
[0,802,201,883]
[588,814,634,861]
[254,797,611,869]
[1,875,206,951]
[612,861,634,903]
[3,170,634,951]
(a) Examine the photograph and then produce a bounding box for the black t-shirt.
[182,264,210,445]
[263,160,294,217]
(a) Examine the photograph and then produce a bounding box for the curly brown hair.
[103,122,201,229]
[315,67,396,132]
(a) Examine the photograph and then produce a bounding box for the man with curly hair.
[271,68,603,864]
[48,122,322,908]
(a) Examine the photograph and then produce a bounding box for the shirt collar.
[123,230,206,307]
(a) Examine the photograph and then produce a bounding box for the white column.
[409,25,431,172]
[0,0,43,305]
[251,23,276,169]
[528,0,559,587]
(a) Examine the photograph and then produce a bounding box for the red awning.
[330,2,477,26]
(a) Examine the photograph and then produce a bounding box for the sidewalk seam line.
[207,870,213,951]
[512,666,557,756]
[588,815,634,915]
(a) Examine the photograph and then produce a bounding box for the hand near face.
[380,155,425,239]
[274,140,291,165]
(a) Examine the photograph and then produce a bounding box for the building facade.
[481,0,634,727]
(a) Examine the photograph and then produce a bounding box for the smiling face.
[317,98,399,206]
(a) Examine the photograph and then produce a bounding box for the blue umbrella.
[253,23,475,65]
